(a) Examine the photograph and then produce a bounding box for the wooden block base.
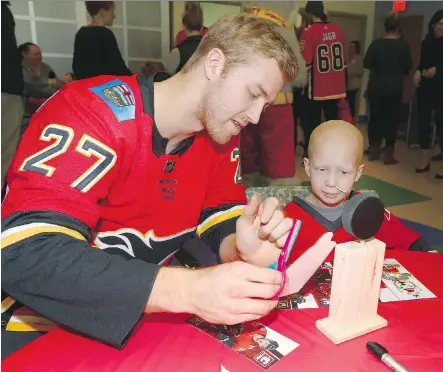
[316,315,387,345]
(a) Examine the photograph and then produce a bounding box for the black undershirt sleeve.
[1,211,159,348]
[408,237,432,252]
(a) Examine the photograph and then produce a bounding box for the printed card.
[187,316,299,370]
[380,258,436,301]
[277,262,333,309]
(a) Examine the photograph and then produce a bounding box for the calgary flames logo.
[94,227,195,264]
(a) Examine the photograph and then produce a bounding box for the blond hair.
[183,13,299,83]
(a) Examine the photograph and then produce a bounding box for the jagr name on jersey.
[322,32,337,41]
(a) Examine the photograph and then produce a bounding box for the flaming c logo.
[94,227,195,264]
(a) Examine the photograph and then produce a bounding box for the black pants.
[368,95,401,148]
[305,99,339,152]
[417,88,443,151]
[346,89,358,119]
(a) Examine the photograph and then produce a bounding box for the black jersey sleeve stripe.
[1,211,159,348]
[197,204,243,263]
[2,211,91,238]
[196,204,244,237]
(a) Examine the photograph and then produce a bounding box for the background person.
[364,13,412,165]
[73,1,132,80]
[413,10,443,178]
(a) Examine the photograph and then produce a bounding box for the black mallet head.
[342,193,385,240]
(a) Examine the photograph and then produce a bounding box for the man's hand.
[423,67,437,79]
[146,263,282,324]
[236,193,293,267]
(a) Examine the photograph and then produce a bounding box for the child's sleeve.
[375,209,431,251]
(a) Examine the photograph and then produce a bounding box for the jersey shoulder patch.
[89,79,136,123]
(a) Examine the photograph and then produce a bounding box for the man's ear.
[303,157,311,177]
[355,163,364,183]
[204,48,226,80]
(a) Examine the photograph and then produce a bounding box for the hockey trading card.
[187,316,299,370]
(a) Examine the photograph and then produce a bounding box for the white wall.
[11,0,170,76]
[200,2,242,27]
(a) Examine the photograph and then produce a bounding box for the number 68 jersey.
[2,74,246,265]
[300,22,347,101]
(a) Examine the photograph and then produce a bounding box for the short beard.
[199,84,231,145]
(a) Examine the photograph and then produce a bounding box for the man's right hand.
[147,262,282,325]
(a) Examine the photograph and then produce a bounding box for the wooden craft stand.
[316,239,388,344]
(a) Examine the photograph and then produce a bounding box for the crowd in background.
[1,1,443,184]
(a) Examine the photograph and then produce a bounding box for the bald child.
[282,120,433,264]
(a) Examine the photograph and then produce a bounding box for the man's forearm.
[2,213,161,348]
[2,218,201,346]
[145,266,198,314]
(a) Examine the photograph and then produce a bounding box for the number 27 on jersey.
[19,124,117,193]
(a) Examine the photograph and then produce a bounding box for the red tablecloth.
[4,251,443,372]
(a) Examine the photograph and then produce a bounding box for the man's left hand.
[423,67,437,79]
[235,193,293,267]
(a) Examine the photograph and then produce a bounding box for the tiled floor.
[294,124,443,251]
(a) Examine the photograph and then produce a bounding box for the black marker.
[367,342,409,372]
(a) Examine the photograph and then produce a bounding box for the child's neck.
[306,193,347,209]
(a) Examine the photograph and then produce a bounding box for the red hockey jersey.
[1,74,246,334]
[283,193,421,264]
[3,75,246,262]
[300,22,347,100]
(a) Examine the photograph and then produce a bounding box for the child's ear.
[355,163,365,183]
[303,157,311,177]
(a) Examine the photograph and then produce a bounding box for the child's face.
[304,140,363,208]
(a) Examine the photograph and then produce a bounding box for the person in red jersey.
[1,13,302,355]
[281,121,433,265]
[300,2,347,157]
